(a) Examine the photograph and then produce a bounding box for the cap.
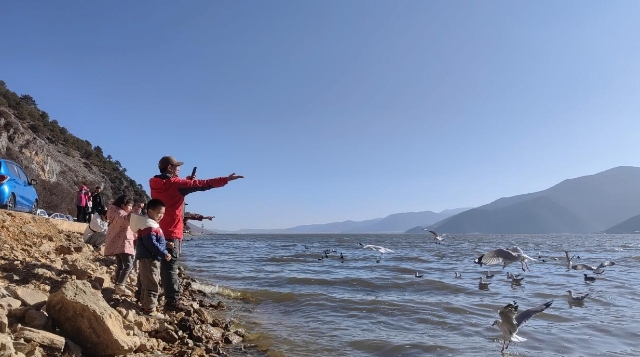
[158,156,184,169]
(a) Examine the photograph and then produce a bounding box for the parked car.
[36,209,48,218]
[0,159,39,214]
[49,213,68,221]
[65,215,74,222]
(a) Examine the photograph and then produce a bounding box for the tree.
[19,94,37,108]
[106,155,113,161]
[94,146,103,156]
[122,168,127,173]
[114,160,121,168]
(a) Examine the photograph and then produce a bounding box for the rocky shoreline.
[0,211,270,357]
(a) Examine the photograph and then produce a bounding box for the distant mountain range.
[603,214,640,234]
[420,166,640,234]
[226,208,471,234]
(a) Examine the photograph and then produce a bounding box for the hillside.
[235,208,469,234]
[0,80,148,214]
[428,166,640,234]
[603,214,640,234]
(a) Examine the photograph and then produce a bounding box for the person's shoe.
[142,308,166,320]
[115,285,133,297]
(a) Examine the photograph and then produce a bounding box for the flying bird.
[362,245,394,254]
[492,300,554,352]
[474,246,536,272]
[423,229,453,244]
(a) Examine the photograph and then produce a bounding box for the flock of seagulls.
[305,230,617,353]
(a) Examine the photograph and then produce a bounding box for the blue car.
[0,159,39,214]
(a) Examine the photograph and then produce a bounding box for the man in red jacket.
[150,156,243,311]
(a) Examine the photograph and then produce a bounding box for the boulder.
[15,326,65,351]
[0,297,22,311]
[7,287,48,307]
[46,281,140,356]
[0,333,15,356]
[191,325,223,343]
[24,309,48,330]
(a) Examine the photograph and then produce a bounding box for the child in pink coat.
[104,194,137,296]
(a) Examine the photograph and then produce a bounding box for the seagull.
[318,256,323,261]
[479,277,492,289]
[423,229,453,244]
[362,245,394,254]
[415,272,423,278]
[566,290,589,303]
[474,247,536,272]
[454,272,462,278]
[506,272,521,280]
[492,300,554,352]
[376,257,381,263]
[485,271,494,279]
[565,250,579,269]
[584,274,596,282]
[340,253,344,260]
[572,260,616,271]
[511,276,524,284]
[593,268,605,274]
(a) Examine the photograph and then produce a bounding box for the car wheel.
[31,200,38,215]
[6,194,16,211]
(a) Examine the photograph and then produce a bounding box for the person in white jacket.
[83,207,108,248]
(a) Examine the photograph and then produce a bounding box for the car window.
[15,165,29,182]
[5,162,21,179]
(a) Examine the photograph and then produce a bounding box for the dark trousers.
[76,206,85,222]
[160,240,180,304]
[115,253,134,286]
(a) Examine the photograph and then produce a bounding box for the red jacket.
[149,174,229,239]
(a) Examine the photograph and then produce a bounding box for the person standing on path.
[76,185,90,223]
[91,186,106,215]
[149,156,243,311]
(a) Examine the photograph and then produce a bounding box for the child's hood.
[129,213,159,232]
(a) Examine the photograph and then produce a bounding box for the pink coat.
[104,205,136,256]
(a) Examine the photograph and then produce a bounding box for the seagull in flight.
[474,246,536,272]
[571,260,615,271]
[492,300,554,352]
[566,290,589,303]
[362,245,394,254]
[423,229,453,244]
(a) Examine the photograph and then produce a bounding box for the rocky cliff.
[0,80,148,214]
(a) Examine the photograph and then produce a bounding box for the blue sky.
[2,1,639,230]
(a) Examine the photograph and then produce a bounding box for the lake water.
[182,234,640,357]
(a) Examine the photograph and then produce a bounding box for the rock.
[233,328,246,338]
[191,346,207,356]
[25,346,44,357]
[4,273,20,282]
[24,309,48,330]
[7,287,48,307]
[224,332,243,345]
[72,245,83,253]
[0,287,11,298]
[155,330,179,344]
[64,339,83,357]
[89,276,106,290]
[33,269,54,279]
[191,325,223,343]
[46,281,140,355]
[68,264,90,281]
[0,307,7,333]
[0,297,22,311]
[0,334,15,356]
[15,326,65,351]
[177,316,196,334]
[12,340,37,354]
[55,245,74,255]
